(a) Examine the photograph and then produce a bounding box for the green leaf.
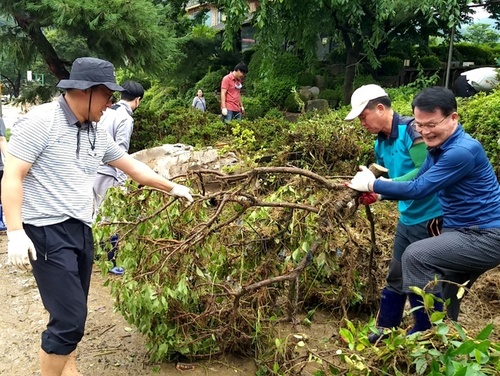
[424,293,434,309]
[195,266,205,278]
[409,286,424,297]
[414,358,427,375]
[436,323,449,335]
[428,349,442,357]
[452,321,468,340]
[453,340,476,355]
[475,323,493,341]
[339,328,353,341]
[430,311,446,323]
[474,348,489,364]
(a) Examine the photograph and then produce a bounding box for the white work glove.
[169,184,194,202]
[240,106,245,114]
[221,108,228,116]
[7,229,37,269]
[347,166,376,192]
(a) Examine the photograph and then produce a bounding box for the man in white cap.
[345,84,442,343]
[2,57,193,376]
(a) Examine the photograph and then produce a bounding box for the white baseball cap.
[344,84,388,121]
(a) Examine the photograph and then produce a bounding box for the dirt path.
[0,235,256,375]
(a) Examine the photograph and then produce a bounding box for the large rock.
[299,87,312,101]
[315,75,325,90]
[309,86,320,98]
[305,99,329,113]
[131,144,239,180]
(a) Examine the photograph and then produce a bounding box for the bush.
[245,49,265,94]
[431,43,497,66]
[132,106,223,152]
[378,56,403,76]
[233,117,292,155]
[454,43,496,66]
[353,75,380,89]
[242,96,267,120]
[297,71,316,86]
[264,108,285,119]
[245,48,302,105]
[273,52,305,79]
[460,90,500,175]
[253,76,298,108]
[203,92,220,114]
[318,88,342,108]
[418,55,442,69]
[328,47,347,64]
[140,84,181,116]
[283,93,301,112]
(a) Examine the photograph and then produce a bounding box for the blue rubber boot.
[0,204,6,231]
[407,293,443,335]
[368,288,407,343]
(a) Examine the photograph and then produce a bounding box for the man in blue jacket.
[348,86,500,334]
[345,84,442,342]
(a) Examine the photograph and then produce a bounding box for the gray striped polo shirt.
[8,96,124,227]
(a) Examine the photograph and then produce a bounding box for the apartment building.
[186,0,258,50]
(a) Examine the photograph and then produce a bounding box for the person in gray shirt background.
[192,89,206,112]
[93,80,145,213]
[93,80,144,275]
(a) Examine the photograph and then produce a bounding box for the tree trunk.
[342,34,361,105]
[14,70,21,97]
[14,16,69,80]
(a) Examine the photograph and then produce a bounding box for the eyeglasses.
[413,114,452,131]
[93,85,114,103]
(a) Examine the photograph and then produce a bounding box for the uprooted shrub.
[94,146,395,363]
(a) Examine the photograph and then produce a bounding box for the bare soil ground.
[0,235,499,376]
[0,235,256,376]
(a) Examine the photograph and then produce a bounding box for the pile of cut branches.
[94,164,397,361]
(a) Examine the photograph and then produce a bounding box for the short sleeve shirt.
[221,72,242,112]
[7,96,125,227]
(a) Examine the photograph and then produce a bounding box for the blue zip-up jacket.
[374,124,500,228]
[374,113,442,225]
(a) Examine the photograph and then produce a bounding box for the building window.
[241,25,256,51]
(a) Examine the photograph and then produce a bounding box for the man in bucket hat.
[1,57,193,375]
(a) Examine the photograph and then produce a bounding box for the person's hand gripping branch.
[347,166,376,192]
[169,183,194,202]
[7,229,37,269]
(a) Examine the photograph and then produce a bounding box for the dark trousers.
[387,217,442,294]
[454,75,477,98]
[403,227,500,320]
[25,218,94,355]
